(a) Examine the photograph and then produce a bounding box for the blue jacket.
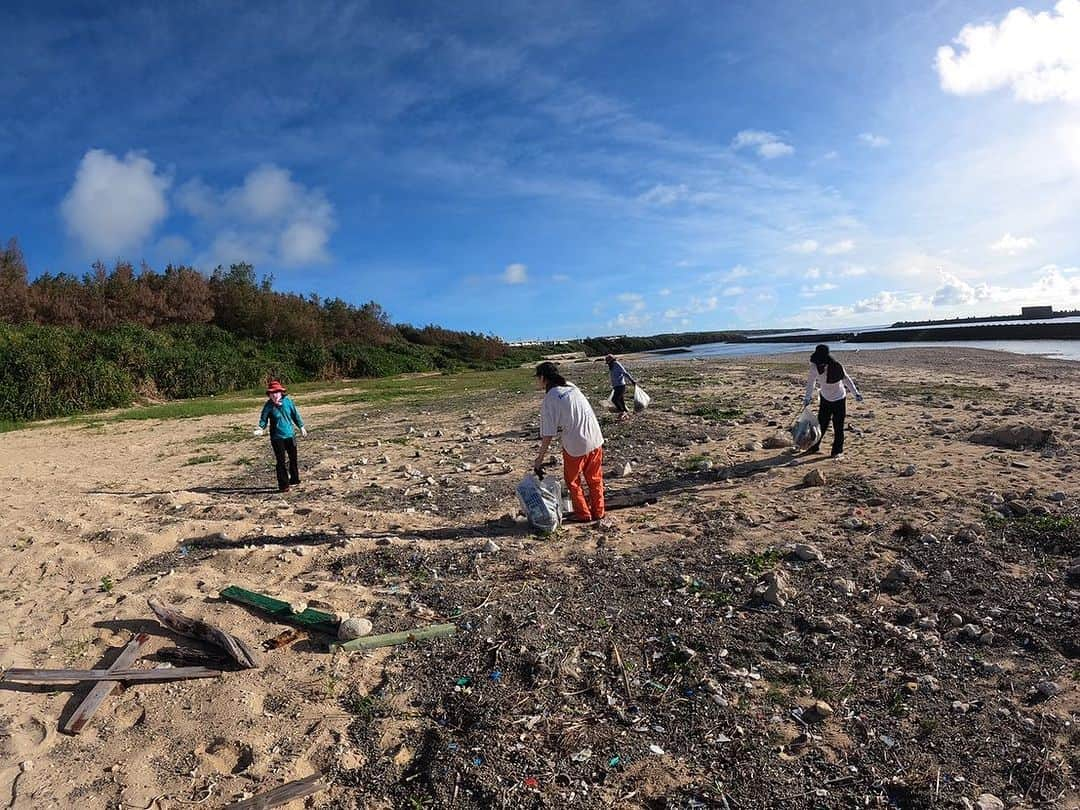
[259,396,304,440]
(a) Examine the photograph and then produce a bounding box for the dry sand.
[0,347,1077,808]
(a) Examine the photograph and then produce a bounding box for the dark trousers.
[270,437,299,490]
[612,385,628,414]
[813,397,846,455]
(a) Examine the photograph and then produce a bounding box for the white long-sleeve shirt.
[540,384,604,458]
[805,360,860,403]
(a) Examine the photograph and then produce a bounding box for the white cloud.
[932,272,991,306]
[989,232,1036,254]
[638,183,689,205]
[824,239,855,255]
[154,234,192,261]
[936,0,1080,103]
[726,265,750,280]
[732,129,794,159]
[805,267,821,279]
[789,239,819,254]
[853,290,916,313]
[658,287,671,296]
[178,164,336,267]
[552,273,570,282]
[858,133,890,148]
[800,282,839,297]
[503,263,528,284]
[61,149,171,256]
[840,265,868,277]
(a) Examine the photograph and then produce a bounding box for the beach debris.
[61,633,149,735]
[763,433,790,449]
[337,617,374,641]
[1035,680,1062,699]
[333,622,457,652]
[223,772,327,809]
[149,596,259,669]
[792,407,821,451]
[881,560,919,592]
[898,464,917,477]
[970,424,1052,449]
[2,666,221,684]
[803,469,826,487]
[975,794,1004,810]
[742,440,763,451]
[517,473,562,534]
[620,461,633,476]
[263,629,301,650]
[482,539,501,553]
[219,585,340,635]
[754,569,793,607]
[831,577,857,596]
[789,543,824,562]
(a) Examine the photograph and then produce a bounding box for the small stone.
[620,462,633,477]
[791,543,824,562]
[1035,680,1061,699]
[1047,491,1066,502]
[482,539,500,554]
[898,464,917,477]
[831,578,857,596]
[840,517,864,530]
[948,613,964,628]
[763,433,790,449]
[755,569,793,607]
[467,485,484,495]
[810,700,834,719]
[882,560,918,590]
[20,760,33,773]
[743,440,763,452]
[338,617,374,641]
[803,469,826,487]
[975,794,1004,810]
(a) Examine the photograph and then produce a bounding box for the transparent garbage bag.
[633,386,651,412]
[792,406,822,451]
[516,472,563,534]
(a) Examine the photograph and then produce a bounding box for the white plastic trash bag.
[605,389,617,411]
[792,406,821,451]
[516,473,563,534]
[633,386,651,413]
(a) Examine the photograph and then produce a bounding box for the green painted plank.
[219,585,340,635]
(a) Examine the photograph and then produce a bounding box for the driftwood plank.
[334,622,457,652]
[62,632,149,734]
[148,596,258,669]
[223,773,327,809]
[605,490,659,510]
[220,585,340,635]
[2,666,221,683]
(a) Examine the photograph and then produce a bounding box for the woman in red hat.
[254,380,307,492]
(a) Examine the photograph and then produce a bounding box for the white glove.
[253,427,264,437]
[300,427,308,437]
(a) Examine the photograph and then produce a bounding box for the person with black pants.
[802,344,862,459]
[255,380,307,492]
[605,354,637,421]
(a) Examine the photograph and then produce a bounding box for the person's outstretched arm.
[255,402,271,435]
[803,365,817,406]
[289,400,308,436]
[843,369,863,402]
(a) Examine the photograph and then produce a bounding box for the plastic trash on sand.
[792,406,822,451]
[516,472,563,534]
[633,386,651,412]
[605,389,617,411]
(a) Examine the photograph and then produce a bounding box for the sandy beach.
[1,347,1078,809]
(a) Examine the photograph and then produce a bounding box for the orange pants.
[563,446,604,521]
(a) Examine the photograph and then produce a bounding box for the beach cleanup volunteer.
[605,354,637,421]
[802,344,862,459]
[532,362,606,522]
[254,380,307,492]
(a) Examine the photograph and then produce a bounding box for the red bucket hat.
[266,380,287,395]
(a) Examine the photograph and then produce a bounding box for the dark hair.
[535,361,567,391]
[810,344,830,364]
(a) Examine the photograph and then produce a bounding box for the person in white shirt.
[532,362,606,522]
[802,344,863,459]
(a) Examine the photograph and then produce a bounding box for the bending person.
[532,362,605,522]
[605,354,637,421]
[802,344,862,460]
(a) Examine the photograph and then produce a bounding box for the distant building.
[1021,305,1052,318]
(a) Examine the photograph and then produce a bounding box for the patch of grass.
[199,426,252,444]
[183,454,221,466]
[99,575,114,593]
[880,381,1000,401]
[58,633,95,665]
[690,404,743,421]
[235,456,256,467]
[736,548,782,577]
[806,671,833,701]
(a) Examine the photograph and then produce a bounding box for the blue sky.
[3,0,1079,340]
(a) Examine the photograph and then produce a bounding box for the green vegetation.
[691,404,743,421]
[183,454,221,466]
[99,575,114,593]
[737,548,783,577]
